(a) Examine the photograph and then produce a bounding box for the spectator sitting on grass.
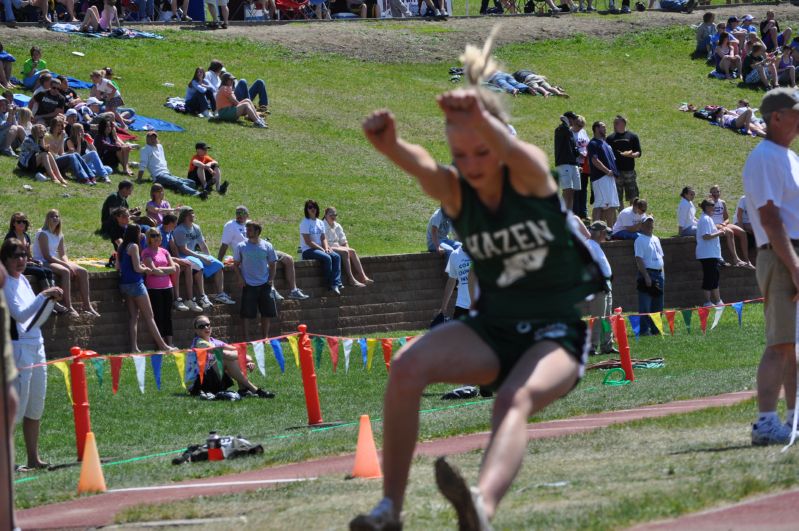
[611,197,647,240]
[45,117,96,185]
[725,16,748,48]
[709,184,754,269]
[217,205,309,301]
[145,183,177,226]
[186,315,275,398]
[512,69,568,97]
[715,32,742,79]
[761,10,792,53]
[185,67,216,118]
[214,73,267,129]
[17,124,68,187]
[695,12,717,59]
[30,72,51,97]
[80,0,122,33]
[0,43,16,89]
[20,46,46,90]
[90,69,128,128]
[159,213,205,312]
[742,31,763,61]
[777,45,796,88]
[734,194,755,248]
[233,220,278,341]
[64,123,112,183]
[30,77,65,125]
[57,76,82,109]
[743,43,779,90]
[173,206,236,306]
[94,118,133,175]
[0,97,25,158]
[300,199,342,296]
[426,207,460,258]
[138,131,208,199]
[188,142,228,195]
[677,186,698,236]
[323,206,373,288]
[100,180,141,237]
[107,207,153,252]
[17,107,32,136]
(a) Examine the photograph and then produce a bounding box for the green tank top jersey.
[451,168,605,321]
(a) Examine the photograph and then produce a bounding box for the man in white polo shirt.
[633,215,664,336]
[743,88,799,446]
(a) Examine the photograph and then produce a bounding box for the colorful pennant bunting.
[173,352,186,389]
[270,339,285,373]
[286,336,299,367]
[665,310,676,335]
[628,315,641,339]
[53,361,72,404]
[133,355,146,393]
[312,336,325,367]
[150,353,163,390]
[253,342,266,376]
[381,338,393,372]
[681,309,693,334]
[711,305,725,330]
[697,307,710,334]
[90,358,104,388]
[732,302,744,327]
[327,337,339,373]
[110,356,123,394]
[343,339,353,373]
[649,313,664,336]
[366,338,378,370]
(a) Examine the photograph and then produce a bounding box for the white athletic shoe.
[214,292,236,305]
[435,457,493,531]
[173,298,190,311]
[288,288,309,300]
[752,417,792,446]
[198,295,213,309]
[186,298,203,312]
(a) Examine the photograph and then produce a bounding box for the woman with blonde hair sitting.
[323,207,373,288]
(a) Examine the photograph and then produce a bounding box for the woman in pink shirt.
[141,228,178,346]
[215,73,266,128]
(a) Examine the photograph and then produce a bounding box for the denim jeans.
[659,0,686,11]
[428,237,461,259]
[302,248,341,289]
[611,230,640,241]
[56,153,94,181]
[637,271,664,335]
[154,172,200,196]
[82,151,111,178]
[136,0,155,19]
[2,0,22,21]
[235,79,268,107]
[185,91,216,114]
[489,73,529,94]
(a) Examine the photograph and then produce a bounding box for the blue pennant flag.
[628,315,641,339]
[732,302,744,327]
[359,338,368,367]
[150,353,163,390]
[270,339,285,373]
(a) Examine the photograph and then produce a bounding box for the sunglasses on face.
[14,219,28,225]
[195,323,211,330]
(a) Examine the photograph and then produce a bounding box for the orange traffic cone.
[77,432,107,494]
[351,415,382,479]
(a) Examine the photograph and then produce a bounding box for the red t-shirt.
[188,154,217,173]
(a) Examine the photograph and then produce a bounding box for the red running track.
[17,390,755,530]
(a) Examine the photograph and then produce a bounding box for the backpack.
[172,435,264,464]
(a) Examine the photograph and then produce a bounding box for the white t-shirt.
[221,219,246,248]
[94,78,120,100]
[585,239,612,279]
[696,213,721,259]
[299,217,326,252]
[634,233,664,270]
[710,198,726,225]
[3,275,46,345]
[139,143,170,178]
[735,196,750,225]
[325,221,347,247]
[32,229,63,263]
[678,197,697,230]
[612,206,642,233]
[743,139,799,246]
[445,247,472,310]
[573,128,590,164]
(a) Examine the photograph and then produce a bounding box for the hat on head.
[563,111,577,120]
[760,88,799,117]
[641,215,655,223]
[589,220,609,232]
[86,97,102,106]
[65,108,78,117]
[146,130,158,137]
[235,205,249,214]
[742,14,754,22]
[195,142,210,151]
[728,15,738,22]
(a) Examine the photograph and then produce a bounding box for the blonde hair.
[17,107,32,128]
[458,26,508,124]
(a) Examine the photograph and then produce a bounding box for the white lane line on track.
[107,477,316,493]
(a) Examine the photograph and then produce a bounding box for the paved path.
[17,390,755,530]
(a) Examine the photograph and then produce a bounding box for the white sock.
[787,409,796,424]
[758,411,779,424]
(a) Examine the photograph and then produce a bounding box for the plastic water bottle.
[163,82,175,87]
[207,431,224,461]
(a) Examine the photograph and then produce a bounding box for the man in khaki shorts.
[743,87,799,446]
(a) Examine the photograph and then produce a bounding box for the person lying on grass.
[186,316,275,399]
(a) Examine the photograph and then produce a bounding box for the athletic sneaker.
[435,457,493,531]
[214,292,236,305]
[173,298,190,311]
[198,295,213,309]
[254,120,268,129]
[255,388,276,398]
[289,288,309,300]
[186,298,203,312]
[0,147,17,157]
[271,287,285,301]
[752,417,792,446]
[350,499,401,531]
[219,180,229,195]
[34,172,48,182]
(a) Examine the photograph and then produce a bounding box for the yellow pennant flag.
[53,361,72,404]
[287,336,300,367]
[650,313,664,336]
[173,352,186,389]
[366,338,378,371]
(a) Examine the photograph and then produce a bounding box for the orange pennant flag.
[196,349,208,384]
[327,337,339,373]
[235,343,248,376]
[697,307,710,334]
[665,310,676,335]
[110,357,123,395]
[381,338,393,372]
[588,317,596,334]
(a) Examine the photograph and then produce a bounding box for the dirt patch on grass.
[210,4,795,62]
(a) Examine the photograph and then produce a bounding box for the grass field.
[15,305,768,513]
[2,19,796,259]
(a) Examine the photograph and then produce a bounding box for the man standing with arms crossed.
[743,88,799,445]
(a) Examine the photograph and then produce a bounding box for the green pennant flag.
[398,337,407,348]
[600,318,612,334]
[312,336,325,367]
[681,310,692,334]
[90,358,105,387]
[213,348,225,378]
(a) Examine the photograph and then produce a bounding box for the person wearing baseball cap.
[554,111,580,211]
[633,215,664,337]
[585,220,615,355]
[743,87,799,445]
[137,132,207,199]
[188,142,228,195]
[740,14,757,33]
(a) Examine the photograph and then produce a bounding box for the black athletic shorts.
[240,282,277,319]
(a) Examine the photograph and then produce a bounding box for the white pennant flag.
[342,339,353,373]
[252,341,266,376]
[711,305,725,330]
[133,355,147,393]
